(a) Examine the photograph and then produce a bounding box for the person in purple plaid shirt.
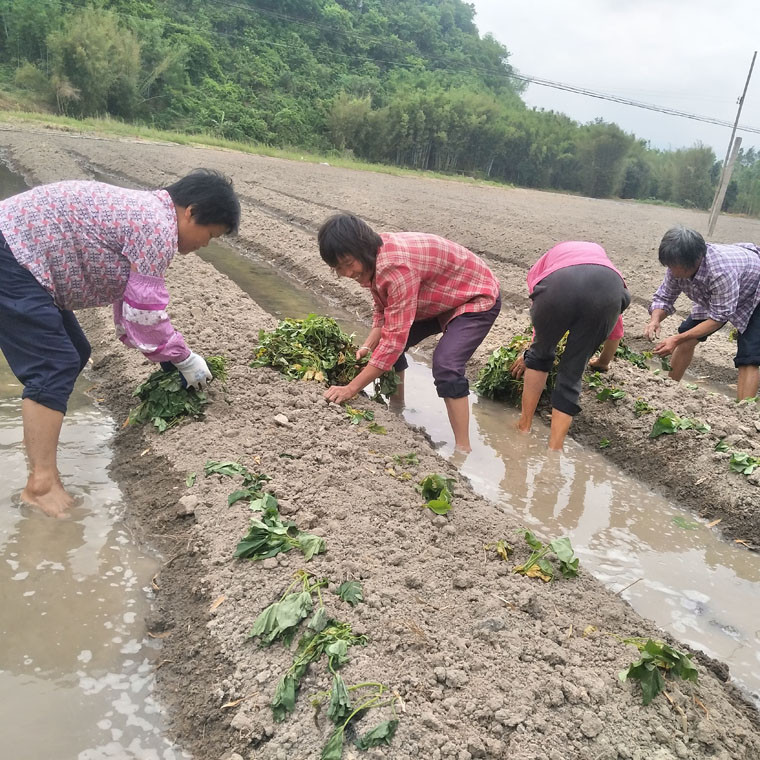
[317,213,500,454]
[645,226,760,400]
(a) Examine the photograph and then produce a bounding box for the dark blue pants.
[393,295,501,398]
[0,233,90,415]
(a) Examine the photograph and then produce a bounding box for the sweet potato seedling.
[334,580,363,607]
[587,372,626,401]
[416,474,455,514]
[650,410,710,438]
[513,530,579,582]
[314,679,400,759]
[204,459,271,506]
[729,452,760,475]
[618,637,698,705]
[345,406,374,425]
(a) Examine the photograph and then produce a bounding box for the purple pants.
[393,295,501,398]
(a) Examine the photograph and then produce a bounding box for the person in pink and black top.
[0,169,240,518]
[511,241,630,450]
[317,213,501,454]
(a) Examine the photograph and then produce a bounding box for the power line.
[510,73,760,135]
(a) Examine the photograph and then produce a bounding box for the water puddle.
[83,164,760,706]
[0,161,189,759]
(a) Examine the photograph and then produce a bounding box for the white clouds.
[470,0,760,154]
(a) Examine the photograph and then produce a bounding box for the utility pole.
[707,51,757,236]
[707,136,742,236]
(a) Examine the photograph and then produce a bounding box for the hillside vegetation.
[2,0,760,214]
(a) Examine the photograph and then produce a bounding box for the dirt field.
[1,124,759,759]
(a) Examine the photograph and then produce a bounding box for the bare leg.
[669,338,698,381]
[548,409,573,450]
[588,338,619,371]
[20,399,73,518]
[389,370,405,411]
[737,365,760,400]
[444,396,471,452]
[517,368,548,433]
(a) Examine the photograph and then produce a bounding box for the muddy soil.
[1,124,759,760]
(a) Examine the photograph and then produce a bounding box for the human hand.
[510,354,526,379]
[174,351,212,389]
[324,384,358,404]
[643,321,661,341]
[355,345,372,361]
[653,336,678,357]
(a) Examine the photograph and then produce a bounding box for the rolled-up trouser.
[524,265,630,416]
[393,295,502,398]
[0,233,90,415]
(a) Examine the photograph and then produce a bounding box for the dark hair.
[318,213,383,271]
[165,169,240,233]
[658,226,706,269]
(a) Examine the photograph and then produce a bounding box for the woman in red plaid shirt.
[318,214,500,453]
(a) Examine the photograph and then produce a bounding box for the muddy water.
[0,163,189,759]
[192,238,760,707]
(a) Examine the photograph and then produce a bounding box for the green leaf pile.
[650,410,710,438]
[475,332,568,403]
[128,355,227,432]
[251,314,397,397]
[619,638,698,705]
[513,530,579,581]
[416,474,455,514]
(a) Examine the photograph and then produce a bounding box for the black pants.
[525,265,630,416]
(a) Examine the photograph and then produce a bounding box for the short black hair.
[658,225,706,269]
[318,213,383,271]
[165,169,240,233]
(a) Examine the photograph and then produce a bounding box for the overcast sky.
[469,0,760,157]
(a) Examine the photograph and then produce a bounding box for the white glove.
[174,352,212,390]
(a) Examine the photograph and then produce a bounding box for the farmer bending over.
[318,214,501,453]
[0,169,241,518]
[645,226,760,400]
[511,242,630,450]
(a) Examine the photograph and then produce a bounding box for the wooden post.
[707,136,742,237]
[708,51,756,223]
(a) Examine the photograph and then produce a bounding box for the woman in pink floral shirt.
[0,169,240,518]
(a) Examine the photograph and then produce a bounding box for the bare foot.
[21,479,73,519]
[516,420,531,434]
[588,358,609,371]
[454,444,472,454]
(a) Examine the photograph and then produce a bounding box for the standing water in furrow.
[0,160,190,760]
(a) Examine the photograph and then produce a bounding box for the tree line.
[2,0,759,215]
